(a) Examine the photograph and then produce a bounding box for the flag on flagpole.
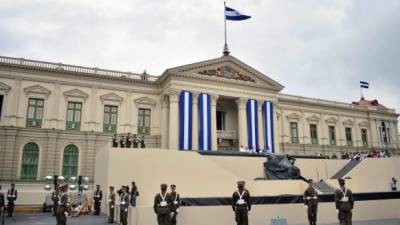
[225,6,251,21]
[360,81,369,89]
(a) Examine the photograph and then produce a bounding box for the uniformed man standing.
[153,183,172,225]
[119,186,130,225]
[232,181,251,225]
[334,178,354,225]
[119,135,125,148]
[52,184,60,216]
[93,185,103,215]
[6,183,17,217]
[108,186,116,223]
[126,133,132,148]
[133,134,138,148]
[303,179,319,225]
[112,134,119,147]
[140,136,146,148]
[56,183,69,225]
[169,184,181,225]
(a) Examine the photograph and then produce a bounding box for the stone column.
[50,81,61,129]
[125,91,133,133]
[168,90,180,150]
[192,92,199,150]
[211,94,219,151]
[84,133,97,178]
[9,79,22,126]
[2,128,18,179]
[236,98,248,149]
[257,103,264,149]
[160,95,169,149]
[44,131,59,176]
[87,86,98,131]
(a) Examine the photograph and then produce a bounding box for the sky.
[0,0,399,115]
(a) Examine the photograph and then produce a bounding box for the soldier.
[108,186,116,223]
[112,134,119,147]
[56,183,69,225]
[334,178,354,225]
[0,185,5,222]
[119,186,130,225]
[126,133,132,148]
[303,179,319,225]
[140,136,146,148]
[133,134,138,148]
[52,184,60,216]
[119,135,126,148]
[232,181,251,225]
[153,183,172,225]
[93,185,103,215]
[6,183,17,217]
[169,184,181,225]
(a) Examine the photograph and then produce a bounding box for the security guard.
[153,183,172,225]
[334,178,354,225]
[56,183,69,225]
[0,185,5,220]
[119,135,125,148]
[112,134,119,147]
[133,134,138,148]
[126,133,132,148]
[303,179,319,225]
[119,186,130,225]
[169,184,181,225]
[6,183,17,217]
[93,185,103,215]
[108,186,116,223]
[232,181,251,225]
[52,184,60,216]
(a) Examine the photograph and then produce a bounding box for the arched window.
[21,143,39,180]
[62,144,79,178]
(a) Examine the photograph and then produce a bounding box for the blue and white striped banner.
[179,91,193,150]
[263,101,275,153]
[247,99,259,151]
[199,93,212,151]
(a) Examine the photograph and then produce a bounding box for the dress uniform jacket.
[334,187,354,225]
[153,192,172,225]
[303,187,319,225]
[232,189,251,225]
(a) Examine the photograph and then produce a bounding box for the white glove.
[176,208,180,212]
[170,212,175,218]
[125,208,128,212]
[336,209,339,214]
[247,211,250,216]
[304,205,308,209]
[64,212,69,217]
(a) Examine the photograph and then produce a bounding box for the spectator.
[391,178,397,191]
[130,181,139,207]
[239,145,245,153]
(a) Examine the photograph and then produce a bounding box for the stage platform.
[93,147,400,225]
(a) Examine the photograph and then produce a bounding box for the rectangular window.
[328,126,336,146]
[0,95,3,120]
[380,121,391,145]
[290,122,299,144]
[26,98,44,128]
[310,124,318,145]
[345,127,353,147]
[361,129,368,147]
[103,105,118,133]
[66,102,82,130]
[216,111,226,130]
[138,108,151,135]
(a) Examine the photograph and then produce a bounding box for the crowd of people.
[340,149,391,161]
[111,133,146,148]
[238,145,271,155]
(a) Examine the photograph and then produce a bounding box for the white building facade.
[0,54,398,181]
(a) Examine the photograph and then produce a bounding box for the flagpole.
[360,85,364,99]
[223,1,230,55]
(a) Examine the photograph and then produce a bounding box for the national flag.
[225,6,251,21]
[360,81,369,89]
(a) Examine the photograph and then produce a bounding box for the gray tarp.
[264,154,301,180]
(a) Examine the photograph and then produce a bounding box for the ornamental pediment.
[100,92,123,103]
[358,120,369,128]
[306,114,320,122]
[162,55,284,91]
[24,84,51,97]
[287,112,302,120]
[342,119,354,126]
[134,96,157,107]
[63,89,89,99]
[0,81,11,94]
[325,116,338,124]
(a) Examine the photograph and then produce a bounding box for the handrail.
[0,55,158,82]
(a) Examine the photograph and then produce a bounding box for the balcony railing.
[217,130,236,139]
[0,55,158,82]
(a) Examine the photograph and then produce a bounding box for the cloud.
[0,0,399,116]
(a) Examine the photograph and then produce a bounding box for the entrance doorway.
[216,97,238,151]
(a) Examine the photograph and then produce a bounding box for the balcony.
[217,130,236,139]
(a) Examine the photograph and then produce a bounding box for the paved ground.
[2,213,399,225]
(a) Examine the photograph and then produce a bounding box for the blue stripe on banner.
[179,91,193,150]
[360,81,369,85]
[199,93,211,151]
[247,99,259,151]
[263,101,275,153]
[226,15,251,21]
[360,85,369,89]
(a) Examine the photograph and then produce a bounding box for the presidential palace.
[0,54,399,181]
